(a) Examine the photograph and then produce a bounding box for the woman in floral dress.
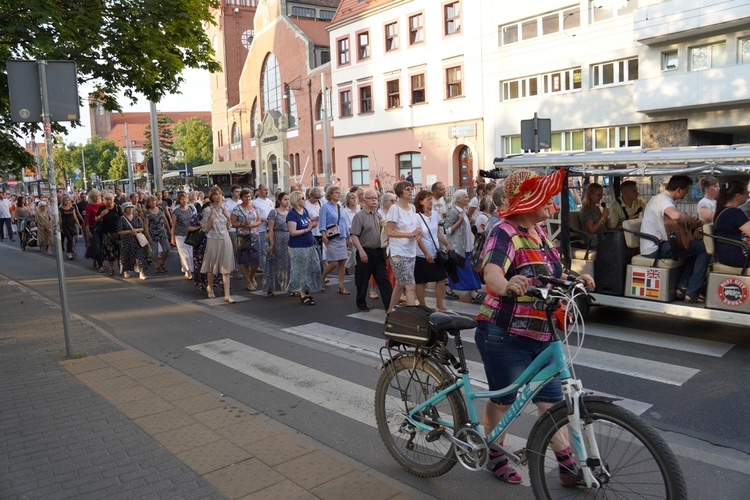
[117,202,148,280]
[263,192,291,295]
[230,188,261,292]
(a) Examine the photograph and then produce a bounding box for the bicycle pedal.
[425,427,446,442]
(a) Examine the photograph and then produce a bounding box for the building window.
[551,130,584,152]
[741,39,750,63]
[359,85,372,114]
[662,50,678,71]
[231,123,241,145]
[315,90,333,121]
[590,0,636,23]
[499,7,579,46]
[319,10,335,21]
[503,68,582,99]
[398,152,422,185]
[593,125,641,149]
[96,103,104,115]
[411,74,426,104]
[291,6,315,18]
[444,2,461,35]
[350,156,370,186]
[387,79,400,109]
[591,57,638,87]
[337,37,350,66]
[690,42,726,71]
[504,130,584,154]
[316,150,323,174]
[357,31,370,60]
[446,66,462,98]
[339,89,352,117]
[409,13,424,45]
[385,22,399,52]
[283,83,298,128]
[261,53,282,118]
[321,51,330,64]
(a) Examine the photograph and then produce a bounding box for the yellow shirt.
[607,197,647,229]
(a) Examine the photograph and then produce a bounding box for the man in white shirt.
[224,185,242,278]
[431,182,448,219]
[640,175,708,302]
[254,184,275,272]
[0,192,14,242]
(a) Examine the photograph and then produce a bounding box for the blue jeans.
[645,240,709,296]
[474,321,562,405]
[0,218,13,240]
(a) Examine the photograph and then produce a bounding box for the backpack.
[469,230,487,277]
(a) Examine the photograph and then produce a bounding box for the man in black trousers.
[350,190,393,311]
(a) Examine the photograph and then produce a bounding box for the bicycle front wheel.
[374,355,467,477]
[527,400,687,499]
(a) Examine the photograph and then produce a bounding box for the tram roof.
[492,145,750,177]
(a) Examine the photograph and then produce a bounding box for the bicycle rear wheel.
[374,355,467,477]
[527,400,687,499]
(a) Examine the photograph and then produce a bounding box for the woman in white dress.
[201,186,236,303]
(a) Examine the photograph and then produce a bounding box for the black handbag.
[237,232,256,252]
[185,229,205,246]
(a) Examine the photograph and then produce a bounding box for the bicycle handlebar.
[506,275,585,301]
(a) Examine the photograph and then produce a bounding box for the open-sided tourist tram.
[488,145,750,328]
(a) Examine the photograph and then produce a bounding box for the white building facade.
[328,0,484,191]
[482,0,750,162]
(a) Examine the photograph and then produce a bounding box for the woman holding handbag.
[230,188,262,292]
[320,186,351,295]
[444,189,485,304]
[117,202,148,280]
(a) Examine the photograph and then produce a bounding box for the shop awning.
[192,160,251,175]
[162,171,181,179]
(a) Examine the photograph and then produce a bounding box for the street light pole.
[307,79,315,187]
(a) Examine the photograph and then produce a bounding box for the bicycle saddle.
[429,312,477,334]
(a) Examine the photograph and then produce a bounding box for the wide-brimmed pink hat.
[499,168,564,217]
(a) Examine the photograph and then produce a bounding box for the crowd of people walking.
[0,177,509,311]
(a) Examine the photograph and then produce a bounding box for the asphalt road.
[3,237,750,499]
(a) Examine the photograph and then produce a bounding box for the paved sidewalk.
[0,278,414,499]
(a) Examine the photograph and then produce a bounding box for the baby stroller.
[20,216,38,251]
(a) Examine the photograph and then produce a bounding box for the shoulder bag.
[124,216,149,248]
[325,204,341,239]
[419,213,449,265]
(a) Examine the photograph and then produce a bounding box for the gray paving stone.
[0,281,223,499]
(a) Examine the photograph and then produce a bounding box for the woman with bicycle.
[475,169,595,486]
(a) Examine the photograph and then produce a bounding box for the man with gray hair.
[350,190,392,311]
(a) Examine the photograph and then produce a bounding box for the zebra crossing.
[188,298,735,420]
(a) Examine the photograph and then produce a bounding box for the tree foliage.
[0,0,220,178]
[143,114,175,169]
[108,148,127,181]
[82,136,119,180]
[172,116,213,168]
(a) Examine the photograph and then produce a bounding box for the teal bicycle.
[375,277,687,499]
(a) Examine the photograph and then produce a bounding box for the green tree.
[0,0,220,176]
[52,141,83,187]
[82,136,119,180]
[172,116,213,168]
[143,114,175,169]
[108,148,127,181]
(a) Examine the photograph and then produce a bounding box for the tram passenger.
[697,176,720,224]
[475,168,595,486]
[578,183,609,247]
[606,180,646,230]
[713,180,750,268]
[640,175,708,303]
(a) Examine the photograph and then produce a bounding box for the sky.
[46,67,212,146]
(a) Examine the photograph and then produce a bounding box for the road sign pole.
[38,60,74,357]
